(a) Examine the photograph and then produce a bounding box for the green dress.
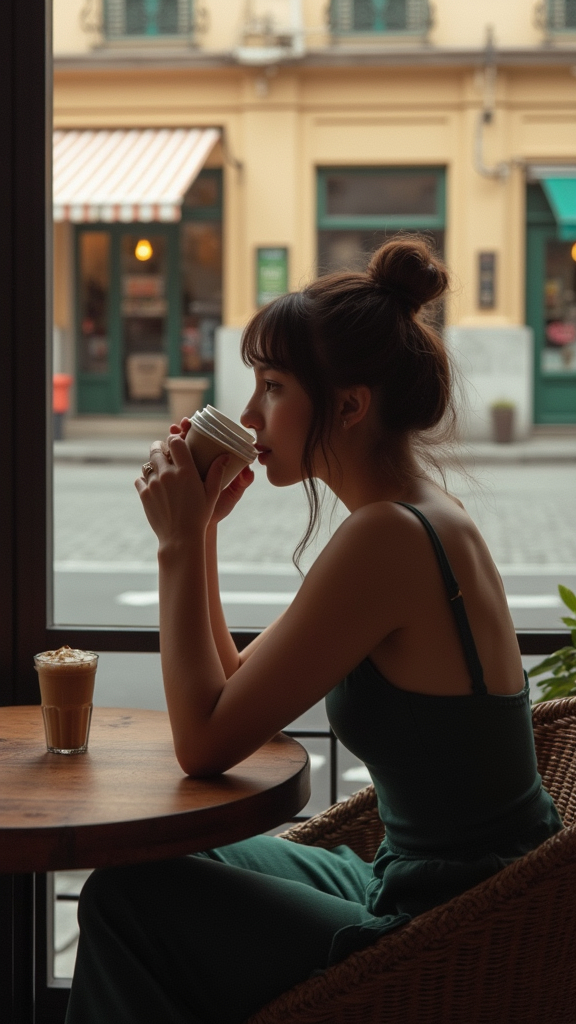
[65,504,562,1024]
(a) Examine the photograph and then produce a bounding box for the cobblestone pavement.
[54,461,576,569]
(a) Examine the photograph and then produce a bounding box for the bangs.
[241,291,311,374]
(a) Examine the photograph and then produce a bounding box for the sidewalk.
[53,418,576,465]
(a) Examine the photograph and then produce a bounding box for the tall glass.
[34,647,98,754]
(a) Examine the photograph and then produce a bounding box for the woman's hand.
[135,435,228,548]
[168,417,255,527]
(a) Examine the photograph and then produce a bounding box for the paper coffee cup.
[186,409,255,490]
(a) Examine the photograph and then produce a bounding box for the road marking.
[342,766,372,783]
[506,595,562,609]
[55,560,299,576]
[309,754,326,771]
[115,591,562,610]
[116,590,298,606]
[498,565,576,575]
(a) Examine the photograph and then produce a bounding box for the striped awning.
[53,127,221,223]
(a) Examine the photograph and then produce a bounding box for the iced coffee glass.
[34,646,98,754]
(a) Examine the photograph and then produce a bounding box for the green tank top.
[325,503,562,943]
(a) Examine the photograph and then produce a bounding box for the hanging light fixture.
[135,239,153,261]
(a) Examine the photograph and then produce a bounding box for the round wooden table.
[0,706,310,873]
[0,705,310,1022]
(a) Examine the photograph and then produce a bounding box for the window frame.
[329,0,431,38]
[103,0,193,41]
[317,165,446,232]
[545,0,576,33]
[0,2,570,1019]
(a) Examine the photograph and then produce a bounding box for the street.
[54,458,576,632]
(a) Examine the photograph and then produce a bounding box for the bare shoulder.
[305,500,431,597]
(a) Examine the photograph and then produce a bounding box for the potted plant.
[490,398,516,443]
[529,586,576,702]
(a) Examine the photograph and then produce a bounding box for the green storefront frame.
[317,166,446,232]
[76,168,222,415]
[526,183,576,424]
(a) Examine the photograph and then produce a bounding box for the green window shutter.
[104,0,191,38]
[105,0,126,38]
[330,0,429,34]
[548,0,576,29]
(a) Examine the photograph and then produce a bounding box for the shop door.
[77,225,179,414]
[121,231,171,410]
[526,223,576,424]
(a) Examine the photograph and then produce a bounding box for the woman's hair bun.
[367,236,448,313]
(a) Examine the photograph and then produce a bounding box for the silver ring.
[142,462,154,477]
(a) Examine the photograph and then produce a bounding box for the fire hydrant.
[52,374,73,440]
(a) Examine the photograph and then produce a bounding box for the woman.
[66,238,561,1024]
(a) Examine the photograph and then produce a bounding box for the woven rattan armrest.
[248,821,576,1024]
[279,785,383,863]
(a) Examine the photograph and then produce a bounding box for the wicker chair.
[247,697,576,1024]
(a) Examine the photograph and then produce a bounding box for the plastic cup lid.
[205,405,255,444]
[191,414,256,462]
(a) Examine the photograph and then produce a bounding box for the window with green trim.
[329,0,430,35]
[317,166,445,280]
[546,0,576,30]
[104,0,192,39]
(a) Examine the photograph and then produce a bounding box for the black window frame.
[0,2,570,1020]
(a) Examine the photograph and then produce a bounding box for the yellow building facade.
[53,0,576,434]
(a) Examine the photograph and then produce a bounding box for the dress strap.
[395,502,487,696]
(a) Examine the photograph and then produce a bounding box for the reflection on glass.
[352,0,409,31]
[183,175,220,209]
[542,240,576,375]
[121,232,168,406]
[318,228,444,274]
[180,222,222,373]
[79,232,110,374]
[325,172,438,218]
[125,0,179,35]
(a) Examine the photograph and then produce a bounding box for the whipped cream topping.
[35,645,97,665]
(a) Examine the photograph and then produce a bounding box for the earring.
[342,419,348,429]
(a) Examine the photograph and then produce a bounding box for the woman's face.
[241,362,314,487]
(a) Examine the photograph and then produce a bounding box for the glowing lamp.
[135,239,153,261]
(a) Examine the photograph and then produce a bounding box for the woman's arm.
[137,437,406,777]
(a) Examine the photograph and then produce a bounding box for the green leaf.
[535,676,576,702]
[528,654,565,677]
[559,585,576,615]
[560,617,576,628]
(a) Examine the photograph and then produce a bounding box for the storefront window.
[542,240,576,375]
[183,174,221,210]
[78,232,110,374]
[325,171,439,218]
[180,222,222,374]
[318,228,445,274]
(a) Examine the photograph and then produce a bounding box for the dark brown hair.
[241,235,453,566]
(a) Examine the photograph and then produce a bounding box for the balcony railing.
[329,0,431,37]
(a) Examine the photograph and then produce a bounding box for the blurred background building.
[52,0,576,437]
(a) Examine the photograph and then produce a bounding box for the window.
[329,0,431,36]
[545,0,576,31]
[104,0,192,39]
[2,3,572,1018]
[317,167,445,275]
